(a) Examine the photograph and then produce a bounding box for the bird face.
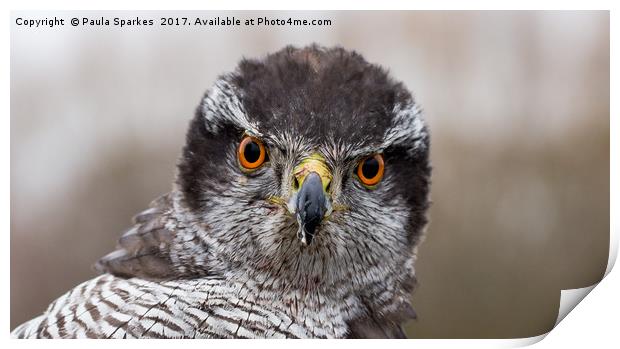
[237,135,391,247]
[177,46,431,289]
[236,134,336,245]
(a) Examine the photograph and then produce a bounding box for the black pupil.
[244,141,261,163]
[362,157,379,178]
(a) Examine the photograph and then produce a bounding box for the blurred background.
[11,11,609,338]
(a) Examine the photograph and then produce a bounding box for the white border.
[0,0,617,10]
[3,1,616,348]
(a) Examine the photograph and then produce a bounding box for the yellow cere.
[293,153,332,192]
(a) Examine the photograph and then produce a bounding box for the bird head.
[177,45,431,291]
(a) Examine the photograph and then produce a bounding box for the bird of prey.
[12,45,431,339]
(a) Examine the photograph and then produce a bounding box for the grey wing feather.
[94,193,177,280]
[346,302,417,339]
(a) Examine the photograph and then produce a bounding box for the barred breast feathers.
[13,189,418,338]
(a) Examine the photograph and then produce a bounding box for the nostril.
[325,181,332,193]
[293,177,300,190]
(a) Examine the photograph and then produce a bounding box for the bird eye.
[357,154,385,187]
[238,136,267,170]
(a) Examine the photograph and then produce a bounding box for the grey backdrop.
[11,11,609,338]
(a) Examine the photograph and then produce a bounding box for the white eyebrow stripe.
[382,101,428,154]
[201,78,262,136]
[202,78,426,159]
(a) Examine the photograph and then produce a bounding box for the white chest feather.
[14,274,356,338]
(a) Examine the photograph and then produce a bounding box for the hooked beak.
[289,153,332,246]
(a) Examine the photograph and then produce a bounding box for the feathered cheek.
[237,175,249,185]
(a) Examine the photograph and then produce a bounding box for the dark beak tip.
[296,172,327,245]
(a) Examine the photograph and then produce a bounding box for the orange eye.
[237,136,267,170]
[357,154,385,187]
